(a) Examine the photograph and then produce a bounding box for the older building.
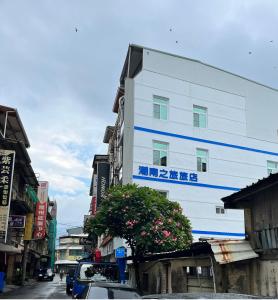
[222,173,278,297]
[55,227,87,273]
[0,105,55,284]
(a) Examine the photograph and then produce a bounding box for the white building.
[104,44,278,248]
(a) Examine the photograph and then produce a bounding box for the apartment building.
[99,44,278,263]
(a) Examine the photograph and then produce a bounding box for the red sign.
[33,202,47,239]
[95,249,101,263]
[90,196,97,216]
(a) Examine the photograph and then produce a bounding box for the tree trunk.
[131,246,141,292]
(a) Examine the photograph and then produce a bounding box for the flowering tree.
[85,184,192,288]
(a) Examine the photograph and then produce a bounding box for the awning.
[56,245,83,250]
[208,239,258,264]
[54,260,78,265]
[0,243,22,254]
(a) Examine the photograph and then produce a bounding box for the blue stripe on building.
[134,126,278,156]
[132,175,240,191]
[192,230,245,237]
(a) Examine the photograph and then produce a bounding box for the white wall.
[128,48,278,240]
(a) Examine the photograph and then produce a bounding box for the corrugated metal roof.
[207,239,258,264]
[0,105,30,147]
[222,172,278,208]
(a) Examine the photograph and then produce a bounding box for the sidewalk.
[0,278,36,294]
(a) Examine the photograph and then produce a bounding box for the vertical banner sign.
[24,213,34,240]
[34,181,48,239]
[34,202,47,239]
[37,181,48,203]
[0,150,15,243]
[91,174,97,215]
[96,163,110,207]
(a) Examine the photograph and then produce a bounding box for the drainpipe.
[209,255,217,293]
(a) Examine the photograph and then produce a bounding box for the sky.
[0,0,278,237]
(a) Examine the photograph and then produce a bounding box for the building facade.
[0,105,55,285]
[55,227,87,272]
[105,44,278,246]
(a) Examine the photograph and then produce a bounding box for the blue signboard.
[115,247,125,258]
[8,215,26,228]
[138,166,198,182]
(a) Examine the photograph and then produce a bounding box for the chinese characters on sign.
[33,202,47,239]
[138,165,198,182]
[0,150,15,242]
[34,181,49,239]
[8,215,26,228]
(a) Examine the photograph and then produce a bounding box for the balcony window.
[153,141,168,166]
[153,95,169,120]
[197,148,208,172]
[193,105,207,128]
[267,160,278,175]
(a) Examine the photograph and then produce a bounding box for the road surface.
[0,275,70,299]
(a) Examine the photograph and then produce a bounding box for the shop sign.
[138,165,198,182]
[90,174,97,215]
[8,215,26,228]
[91,196,97,215]
[24,213,34,240]
[33,201,47,239]
[0,150,15,243]
[115,247,126,258]
[37,181,48,203]
[97,162,110,206]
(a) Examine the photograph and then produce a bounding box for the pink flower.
[172,236,177,242]
[162,230,171,238]
[140,231,147,237]
[154,219,163,226]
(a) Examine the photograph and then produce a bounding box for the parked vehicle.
[77,282,141,299]
[142,293,260,299]
[37,268,55,281]
[72,262,119,299]
[66,267,77,295]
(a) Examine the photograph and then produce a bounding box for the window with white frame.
[267,161,278,175]
[216,206,225,214]
[153,95,169,120]
[153,141,168,166]
[196,148,208,172]
[193,105,207,128]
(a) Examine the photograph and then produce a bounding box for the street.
[0,276,71,299]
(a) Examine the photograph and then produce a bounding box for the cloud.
[1,0,278,236]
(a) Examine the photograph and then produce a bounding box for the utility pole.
[21,240,29,285]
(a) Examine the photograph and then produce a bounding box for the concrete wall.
[136,257,214,295]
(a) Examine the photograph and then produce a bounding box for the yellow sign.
[24,213,34,240]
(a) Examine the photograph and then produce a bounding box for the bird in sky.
[75,27,78,32]
[169,28,172,32]
[270,40,273,43]
[248,51,252,55]
[176,40,178,44]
